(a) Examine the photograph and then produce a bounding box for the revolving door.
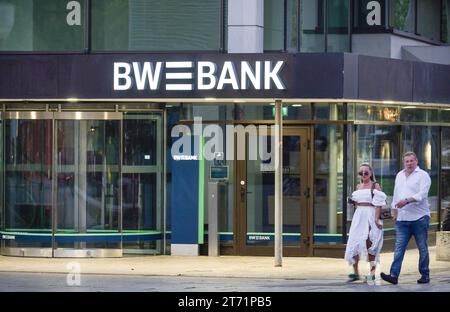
[0,111,164,257]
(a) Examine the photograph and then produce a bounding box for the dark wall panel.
[358,55,413,102]
[413,62,450,104]
[290,53,344,99]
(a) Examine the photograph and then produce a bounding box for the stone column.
[227,0,264,53]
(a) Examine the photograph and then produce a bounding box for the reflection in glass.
[246,134,302,247]
[441,128,450,230]
[314,103,344,120]
[122,114,163,253]
[300,0,325,52]
[390,0,415,33]
[356,125,399,234]
[400,107,439,122]
[264,0,299,51]
[327,0,349,52]
[417,0,440,41]
[314,125,344,243]
[402,126,439,229]
[124,119,156,166]
[56,120,120,249]
[92,0,221,51]
[0,0,85,51]
[355,104,400,122]
[123,173,156,230]
[4,119,52,248]
[443,0,450,43]
[264,0,284,50]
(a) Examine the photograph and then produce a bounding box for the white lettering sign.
[113,61,285,91]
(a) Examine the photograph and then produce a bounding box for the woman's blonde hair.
[359,162,376,184]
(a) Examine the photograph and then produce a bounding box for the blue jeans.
[390,215,430,278]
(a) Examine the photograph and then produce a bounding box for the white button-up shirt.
[392,166,431,221]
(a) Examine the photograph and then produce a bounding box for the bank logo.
[114,60,285,91]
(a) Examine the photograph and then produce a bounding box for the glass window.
[0,0,85,51]
[314,103,345,120]
[264,0,284,51]
[390,0,416,33]
[327,0,349,52]
[441,128,450,230]
[402,126,439,230]
[442,108,450,122]
[314,124,344,244]
[417,0,440,41]
[400,107,439,122]
[355,104,400,122]
[92,0,222,51]
[264,0,299,51]
[443,0,450,43]
[235,103,312,121]
[356,125,400,234]
[300,0,325,52]
[286,0,299,51]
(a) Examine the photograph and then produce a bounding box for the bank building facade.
[0,0,449,258]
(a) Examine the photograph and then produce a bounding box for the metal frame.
[342,103,348,243]
[438,126,442,230]
[2,247,122,258]
[121,112,164,254]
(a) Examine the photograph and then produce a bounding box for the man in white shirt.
[381,152,432,285]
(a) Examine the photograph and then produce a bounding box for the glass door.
[1,110,164,257]
[121,112,164,254]
[236,127,312,256]
[53,112,122,257]
[2,112,54,256]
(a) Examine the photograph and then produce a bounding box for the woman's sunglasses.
[358,171,370,176]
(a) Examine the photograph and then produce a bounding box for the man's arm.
[392,173,400,208]
[410,172,431,203]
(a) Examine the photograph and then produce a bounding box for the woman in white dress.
[345,163,387,284]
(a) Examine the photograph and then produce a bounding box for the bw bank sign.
[113,60,285,91]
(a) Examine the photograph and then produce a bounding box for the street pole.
[274,100,283,267]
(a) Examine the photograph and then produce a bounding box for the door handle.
[240,187,246,202]
[302,236,311,245]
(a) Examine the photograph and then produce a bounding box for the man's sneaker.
[380,272,398,285]
[417,276,430,284]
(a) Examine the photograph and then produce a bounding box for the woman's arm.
[375,207,383,229]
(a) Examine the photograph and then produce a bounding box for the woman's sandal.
[347,273,360,282]
[365,274,376,285]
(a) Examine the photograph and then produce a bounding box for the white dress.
[344,188,387,265]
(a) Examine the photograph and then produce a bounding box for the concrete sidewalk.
[0,247,449,281]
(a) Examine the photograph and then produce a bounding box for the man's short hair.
[403,151,417,160]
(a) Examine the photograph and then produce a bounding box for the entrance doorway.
[1,111,164,257]
[235,127,312,256]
